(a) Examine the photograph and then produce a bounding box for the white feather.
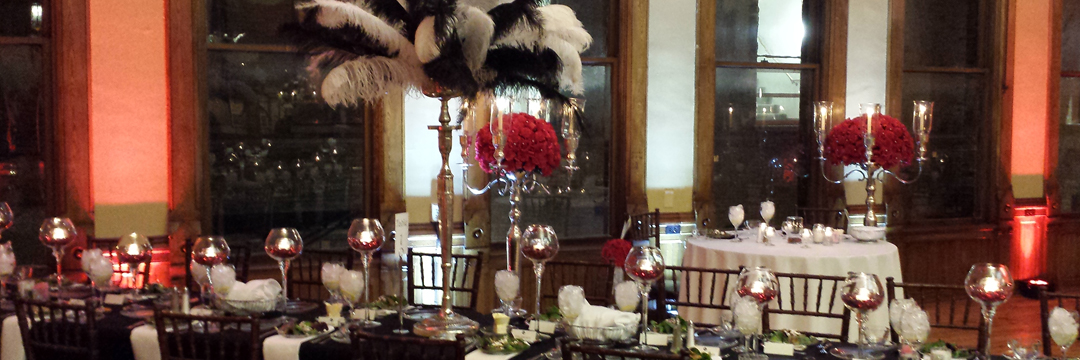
[545,38,584,94]
[321,56,426,106]
[415,16,441,63]
[346,0,406,31]
[299,0,412,55]
[539,5,592,52]
[456,6,495,74]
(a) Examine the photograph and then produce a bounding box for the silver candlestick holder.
[814,101,934,229]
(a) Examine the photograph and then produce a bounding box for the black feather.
[283,8,396,58]
[488,0,543,42]
[423,33,479,94]
[359,0,412,28]
[483,46,562,89]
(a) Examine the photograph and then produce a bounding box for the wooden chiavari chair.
[560,341,691,360]
[406,249,483,309]
[540,260,616,309]
[765,272,851,341]
[657,265,743,327]
[14,297,100,360]
[287,249,355,301]
[153,309,264,360]
[1039,288,1080,356]
[350,326,469,360]
[627,209,661,247]
[87,235,167,289]
[885,277,985,351]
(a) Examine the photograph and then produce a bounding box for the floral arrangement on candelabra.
[814,101,934,240]
[601,238,632,280]
[290,0,592,339]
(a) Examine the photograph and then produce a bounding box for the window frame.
[1049,0,1080,217]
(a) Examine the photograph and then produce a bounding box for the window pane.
[553,0,610,58]
[1063,1,1080,72]
[209,0,297,44]
[490,65,612,240]
[716,0,806,64]
[1059,78,1080,212]
[207,50,367,238]
[712,67,813,224]
[900,72,985,219]
[903,0,985,68]
[0,1,44,37]
[0,45,53,265]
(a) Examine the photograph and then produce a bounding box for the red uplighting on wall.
[1011,205,1049,280]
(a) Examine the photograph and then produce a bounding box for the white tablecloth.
[678,235,903,340]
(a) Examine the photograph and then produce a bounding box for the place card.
[643,332,672,346]
[394,212,409,258]
[68,299,86,306]
[527,320,557,334]
[511,328,538,343]
[103,294,128,306]
[763,342,795,356]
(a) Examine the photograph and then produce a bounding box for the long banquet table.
[679,234,903,341]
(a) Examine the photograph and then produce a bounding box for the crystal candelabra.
[461,95,584,276]
[814,101,934,228]
[414,85,479,339]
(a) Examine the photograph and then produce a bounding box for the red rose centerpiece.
[476,113,561,176]
[823,114,915,169]
[601,238,632,267]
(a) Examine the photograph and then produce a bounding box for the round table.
[678,234,902,341]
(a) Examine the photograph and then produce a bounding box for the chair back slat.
[627,209,661,247]
[351,326,468,360]
[14,298,99,360]
[88,235,167,288]
[1040,289,1080,356]
[541,261,616,309]
[885,277,985,351]
[406,249,483,309]
[763,272,850,341]
[657,265,741,327]
[288,249,355,302]
[154,309,262,360]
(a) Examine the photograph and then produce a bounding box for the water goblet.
[347,218,384,327]
[191,236,231,305]
[321,262,346,303]
[88,257,114,307]
[117,232,153,316]
[889,299,916,345]
[900,307,930,360]
[736,267,779,353]
[521,225,559,316]
[39,217,78,292]
[840,272,886,360]
[965,263,1014,360]
[1050,308,1080,360]
[625,246,665,351]
[265,228,303,313]
[730,205,745,231]
[760,201,775,226]
[494,270,521,316]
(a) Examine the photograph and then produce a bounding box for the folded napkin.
[88,257,114,284]
[321,263,345,291]
[129,324,160,360]
[729,205,745,227]
[494,270,519,302]
[263,334,311,360]
[572,304,637,329]
[760,201,775,222]
[465,350,519,360]
[210,264,237,295]
[226,279,282,301]
[0,247,15,275]
[889,298,916,330]
[899,306,930,343]
[613,281,640,312]
[558,285,586,321]
[191,262,209,286]
[81,248,103,273]
[1050,307,1079,346]
[732,295,761,334]
[338,270,364,304]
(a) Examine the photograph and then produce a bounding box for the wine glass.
[0,203,13,241]
[87,257,114,307]
[624,246,665,351]
[899,307,930,360]
[265,228,303,313]
[965,263,1014,360]
[841,272,886,360]
[321,262,346,303]
[494,270,521,316]
[760,201,775,226]
[191,236,231,305]
[117,232,153,317]
[889,298,916,345]
[736,267,779,353]
[0,243,15,309]
[39,217,77,292]
[521,225,559,316]
[347,218,384,327]
[1051,309,1079,360]
[729,205,745,232]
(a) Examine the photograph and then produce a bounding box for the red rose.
[601,239,633,267]
[476,113,562,176]
[823,114,914,169]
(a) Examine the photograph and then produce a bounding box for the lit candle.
[51,228,68,240]
[981,277,1001,293]
[751,281,765,294]
[641,262,654,272]
[824,227,834,240]
[800,228,813,243]
[813,225,825,244]
[205,246,217,258]
[277,239,290,250]
[855,288,871,301]
[865,106,875,130]
[764,226,776,238]
[360,230,374,245]
[126,243,141,256]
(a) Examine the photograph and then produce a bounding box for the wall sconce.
[30,3,43,33]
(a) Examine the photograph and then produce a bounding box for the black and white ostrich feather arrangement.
[288,0,591,108]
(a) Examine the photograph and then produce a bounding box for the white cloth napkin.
[613,281,639,312]
[191,262,209,286]
[732,295,761,334]
[889,298,916,330]
[1,315,24,360]
[130,324,161,360]
[225,279,282,301]
[210,264,237,295]
[494,270,519,302]
[729,205,745,228]
[899,307,930,343]
[466,350,518,360]
[558,286,586,321]
[263,334,313,360]
[1049,307,1080,346]
[572,304,637,328]
[80,248,103,273]
[760,201,775,223]
[321,263,345,291]
[88,257,114,284]
[339,270,364,303]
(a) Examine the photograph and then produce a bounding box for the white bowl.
[849,226,886,242]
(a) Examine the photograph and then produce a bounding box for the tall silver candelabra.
[814,101,934,227]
